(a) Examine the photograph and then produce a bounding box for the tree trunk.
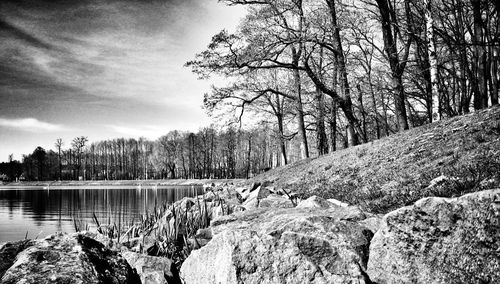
[314,46,329,155]
[277,112,288,165]
[455,0,471,113]
[380,92,391,136]
[375,0,410,131]
[471,0,488,109]
[58,149,62,181]
[491,46,499,105]
[246,135,252,179]
[325,0,365,144]
[316,87,329,155]
[293,58,309,159]
[356,84,368,142]
[424,0,441,121]
[367,65,381,139]
[393,76,409,130]
[329,100,337,152]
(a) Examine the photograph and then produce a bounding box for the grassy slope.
[251,106,500,214]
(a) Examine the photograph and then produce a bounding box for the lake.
[0,185,204,243]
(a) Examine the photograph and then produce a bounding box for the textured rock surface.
[258,194,294,209]
[0,239,32,279]
[122,251,179,284]
[297,195,337,209]
[0,232,140,284]
[367,189,500,284]
[181,206,377,284]
[242,186,271,209]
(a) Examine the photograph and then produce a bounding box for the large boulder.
[0,232,140,284]
[180,206,377,284]
[367,189,500,284]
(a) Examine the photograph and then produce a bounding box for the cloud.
[107,124,169,139]
[0,117,65,132]
[0,18,57,51]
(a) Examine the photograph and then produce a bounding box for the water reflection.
[0,185,203,242]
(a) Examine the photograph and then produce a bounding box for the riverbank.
[0,179,245,189]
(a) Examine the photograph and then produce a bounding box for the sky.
[0,0,245,162]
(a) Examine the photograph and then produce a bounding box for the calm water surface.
[0,185,203,243]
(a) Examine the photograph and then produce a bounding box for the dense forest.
[0,127,294,181]
[1,0,499,181]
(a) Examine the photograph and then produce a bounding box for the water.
[0,185,203,243]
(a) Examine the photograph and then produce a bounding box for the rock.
[218,187,243,206]
[181,206,374,283]
[122,235,156,253]
[297,195,333,208]
[260,180,273,188]
[187,227,213,249]
[327,198,349,207]
[0,239,32,279]
[358,215,383,235]
[187,237,211,250]
[425,174,460,190]
[234,186,247,194]
[239,189,251,201]
[122,251,179,284]
[232,205,246,213]
[241,186,271,210]
[211,204,229,219]
[258,194,294,208]
[249,182,261,192]
[367,189,500,284]
[1,232,140,284]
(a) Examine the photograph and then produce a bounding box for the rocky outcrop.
[0,232,140,284]
[0,240,32,280]
[179,183,499,284]
[180,205,378,284]
[367,188,500,284]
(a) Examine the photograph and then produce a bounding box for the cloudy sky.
[0,0,245,162]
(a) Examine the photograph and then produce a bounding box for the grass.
[250,106,500,214]
[73,190,228,268]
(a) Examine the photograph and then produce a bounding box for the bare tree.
[54,138,63,180]
[71,136,88,180]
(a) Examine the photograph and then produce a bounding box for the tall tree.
[424,0,441,121]
[373,0,412,131]
[32,146,46,181]
[71,136,88,180]
[471,0,488,109]
[55,138,63,180]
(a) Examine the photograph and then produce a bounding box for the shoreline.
[0,178,245,190]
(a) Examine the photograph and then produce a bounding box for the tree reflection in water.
[0,185,203,242]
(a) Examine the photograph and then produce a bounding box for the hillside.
[251,106,500,213]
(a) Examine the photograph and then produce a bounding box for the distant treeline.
[1,125,313,182]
